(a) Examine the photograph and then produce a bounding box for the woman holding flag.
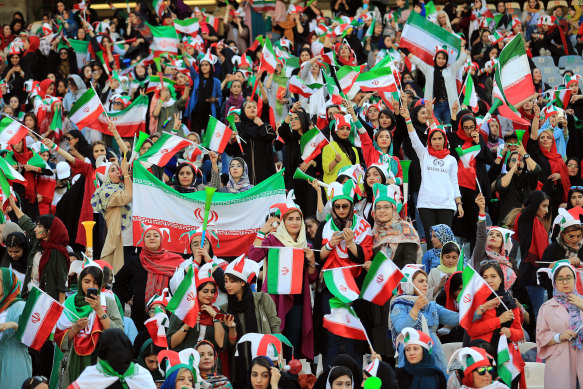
[322,105,361,185]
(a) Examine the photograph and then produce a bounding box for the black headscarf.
[226,281,258,335]
[377,109,396,132]
[198,60,216,102]
[67,130,92,160]
[567,157,583,187]
[1,232,29,274]
[96,328,134,389]
[330,125,357,164]
[171,162,200,193]
[330,354,363,387]
[364,361,399,389]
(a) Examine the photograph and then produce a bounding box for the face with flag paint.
[196,342,216,373]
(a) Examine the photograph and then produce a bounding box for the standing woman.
[537,260,583,389]
[403,104,463,249]
[0,231,30,283]
[358,122,403,182]
[186,52,222,134]
[248,201,318,361]
[54,264,124,388]
[0,268,31,388]
[322,106,361,185]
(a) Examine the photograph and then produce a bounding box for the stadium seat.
[524,362,545,389]
[487,4,496,11]
[532,56,555,69]
[544,73,563,88]
[518,341,536,354]
[506,2,521,14]
[569,64,583,75]
[441,342,462,363]
[558,55,583,69]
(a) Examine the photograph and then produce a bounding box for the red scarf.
[456,117,478,190]
[140,247,184,303]
[539,133,571,202]
[514,214,549,264]
[444,271,461,312]
[198,303,219,326]
[11,140,36,202]
[38,217,69,289]
[427,127,450,159]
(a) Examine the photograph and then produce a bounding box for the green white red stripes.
[166,266,198,327]
[68,88,104,129]
[356,66,398,94]
[202,117,232,153]
[138,132,193,166]
[146,23,179,54]
[455,145,481,169]
[0,153,26,183]
[300,127,328,163]
[144,306,169,347]
[336,65,364,94]
[497,334,524,387]
[147,75,176,94]
[323,297,368,340]
[16,287,64,351]
[174,18,200,36]
[152,0,167,17]
[87,95,148,137]
[288,76,323,98]
[359,251,404,305]
[259,38,277,73]
[266,248,304,294]
[400,12,461,65]
[462,76,478,111]
[323,267,360,303]
[457,266,491,330]
[495,33,534,106]
[0,116,29,144]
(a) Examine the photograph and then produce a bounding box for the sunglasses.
[570,186,583,190]
[333,204,350,210]
[476,366,493,376]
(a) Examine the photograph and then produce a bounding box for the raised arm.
[41,138,76,163]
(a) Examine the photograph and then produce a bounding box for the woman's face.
[533,68,542,82]
[417,107,429,124]
[538,131,553,150]
[224,276,245,296]
[367,107,379,121]
[374,201,395,223]
[108,164,122,184]
[374,22,383,35]
[462,119,476,137]
[376,129,391,149]
[189,235,210,256]
[175,369,194,389]
[201,61,211,74]
[9,96,19,109]
[300,51,311,62]
[13,139,23,153]
[366,168,382,187]
[197,343,215,372]
[93,143,107,160]
[489,48,498,59]
[244,102,258,120]
[339,45,350,59]
[198,282,216,305]
[57,80,67,95]
[333,199,351,219]
[81,273,99,295]
[472,367,493,388]
[231,80,242,96]
[77,28,86,39]
[430,131,445,151]
[481,31,491,44]
[290,112,302,131]
[6,246,23,261]
[284,211,303,236]
[332,375,352,389]
[383,36,393,48]
[140,141,152,156]
[570,191,583,208]
[144,355,158,371]
[528,0,537,7]
[561,227,583,250]
[437,13,447,25]
[430,231,442,249]
[482,267,502,291]
[413,272,428,295]
[497,2,506,13]
[567,160,579,176]
[537,199,549,219]
[379,114,392,129]
[442,251,459,268]
[305,220,318,239]
[404,344,424,364]
[251,364,271,389]
[311,62,321,76]
[229,159,244,181]
[555,267,576,294]
[24,116,35,129]
[3,25,10,36]
[178,166,194,187]
[144,230,162,251]
[489,121,499,138]
[435,52,447,67]
[336,125,350,140]
[487,230,503,252]
[10,55,19,65]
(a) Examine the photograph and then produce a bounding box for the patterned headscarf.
[429,224,455,258]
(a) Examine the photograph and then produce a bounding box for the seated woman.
[457,347,508,389]
[546,208,583,269]
[218,157,254,193]
[159,349,201,389]
[427,242,461,300]
[248,355,301,389]
[136,338,165,382]
[248,200,317,361]
[389,265,458,373]
[395,327,446,389]
[536,260,583,389]
[196,340,233,388]
[421,224,456,273]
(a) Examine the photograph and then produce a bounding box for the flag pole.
[4,113,45,140]
[161,131,212,153]
[457,74,469,101]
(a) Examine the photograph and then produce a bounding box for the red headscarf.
[539,130,571,202]
[427,126,450,159]
[444,271,462,312]
[38,216,70,290]
[10,138,36,202]
[335,43,357,66]
[456,114,479,190]
[196,276,219,326]
[38,79,54,99]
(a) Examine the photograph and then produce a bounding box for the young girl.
[422,224,456,273]
[427,242,460,299]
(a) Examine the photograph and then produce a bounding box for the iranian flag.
[147,75,176,94]
[462,75,479,112]
[359,251,404,306]
[152,0,167,17]
[0,156,26,198]
[266,247,304,295]
[364,18,376,38]
[497,335,524,387]
[146,23,179,55]
[15,287,64,351]
[251,0,276,12]
[86,95,148,137]
[68,39,90,71]
[144,306,169,347]
[356,67,398,94]
[68,88,104,130]
[400,12,461,65]
[138,132,193,167]
[202,117,232,153]
[323,268,360,303]
[549,87,573,109]
[166,266,198,327]
[174,18,200,36]
[495,34,534,106]
[457,266,491,330]
[132,163,286,256]
[323,297,368,340]
[0,116,29,144]
[455,145,481,169]
[576,269,583,294]
[259,38,277,73]
[336,65,365,94]
[300,127,328,163]
[288,76,323,98]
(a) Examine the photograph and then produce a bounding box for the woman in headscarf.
[136,338,165,382]
[265,63,289,124]
[389,265,458,374]
[9,196,68,302]
[196,340,233,388]
[0,231,30,283]
[185,53,222,134]
[248,200,318,361]
[90,156,132,273]
[139,225,185,304]
[456,347,508,389]
[54,265,124,388]
[537,260,583,389]
[546,208,583,267]
[69,328,155,388]
[427,242,461,299]
[322,105,361,185]
[299,55,326,117]
[566,157,583,188]
[0,268,31,388]
[63,74,88,112]
[64,130,92,160]
[434,271,465,343]
[357,164,389,226]
[358,112,403,180]
[421,224,455,273]
[218,157,254,194]
[1,52,27,102]
[170,158,220,194]
[395,327,446,389]
[152,85,189,133]
[222,79,245,121]
[566,186,583,210]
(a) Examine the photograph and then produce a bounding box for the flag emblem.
[281,267,289,275]
[376,275,384,283]
[463,293,472,303]
[187,292,196,301]
[32,313,41,323]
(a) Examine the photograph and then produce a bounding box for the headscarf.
[0,268,22,313]
[2,232,29,274]
[38,78,54,99]
[0,221,23,244]
[538,127,571,202]
[37,215,69,290]
[96,328,136,381]
[170,163,200,194]
[444,271,462,312]
[198,61,216,103]
[551,263,583,350]
[271,208,308,248]
[428,224,455,262]
[226,282,258,336]
[139,227,185,303]
[372,204,420,261]
[197,279,219,327]
[436,241,459,274]
[10,138,35,201]
[224,85,245,118]
[427,125,450,159]
[136,339,165,381]
[66,130,92,160]
[330,354,362,387]
[557,227,583,258]
[331,122,357,164]
[403,348,442,389]
[196,340,233,388]
[91,165,132,232]
[225,157,253,193]
[515,190,549,264]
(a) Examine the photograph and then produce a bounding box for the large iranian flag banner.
[400,12,461,65]
[495,33,535,106]
[85,95,148,137]
[132,163,286,256]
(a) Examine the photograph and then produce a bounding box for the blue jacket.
[422,250,441,273]
[186,66,222,118]
[390,296,459,374]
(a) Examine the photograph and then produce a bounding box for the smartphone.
[215,313,234,321]
[86,288,98,299]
